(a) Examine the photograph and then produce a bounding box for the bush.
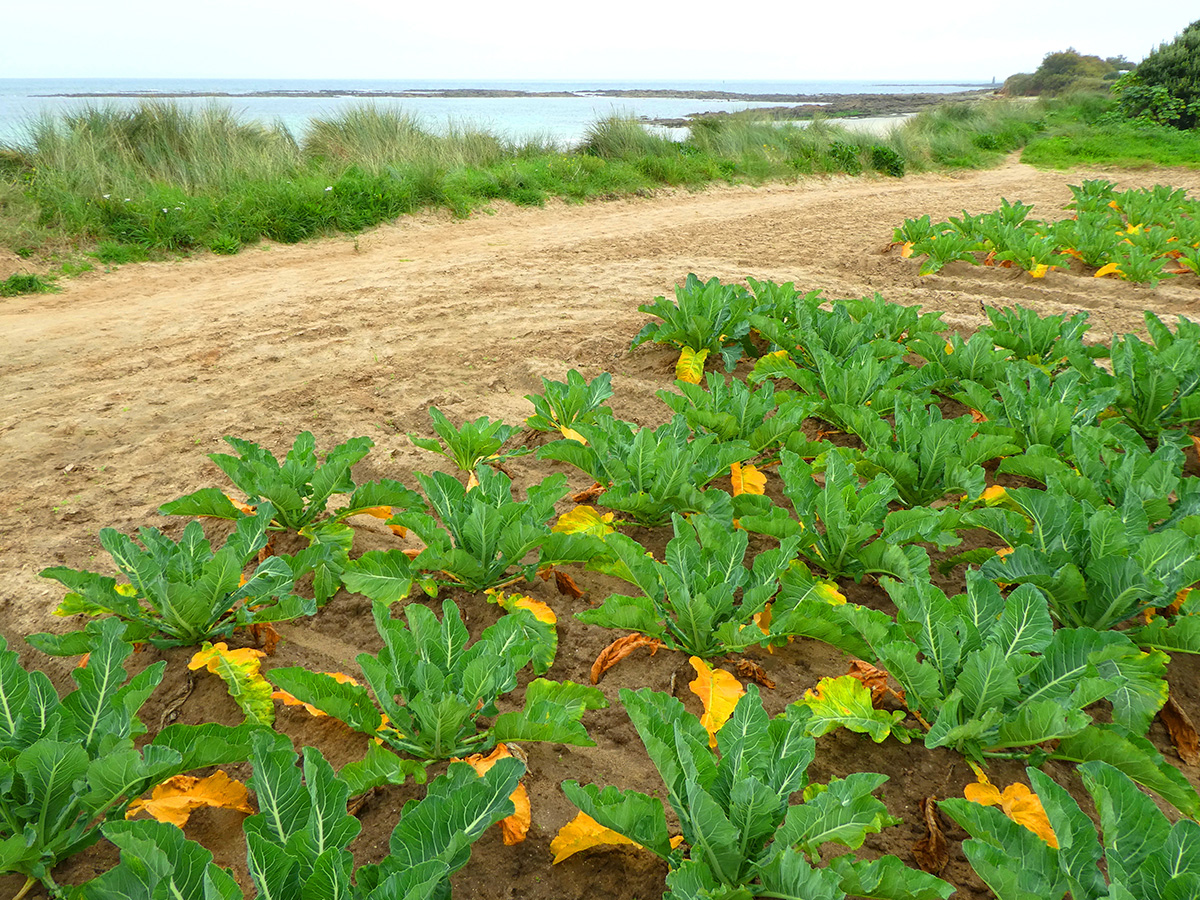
[1004,49,1118,96]
[1116,19,1200,128]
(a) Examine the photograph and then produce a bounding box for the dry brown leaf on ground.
[846,659,905,707]
[912,796,948,874]
[688,657,745,747]
[126,771,254,827]
[1159,694,1200,766]
[733,659,775,690]
[455,743,531,845]
[590,633,665,684]
[248,622,281,655]
[571,482,607,504]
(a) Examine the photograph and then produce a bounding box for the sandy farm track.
[2,156,1200,898]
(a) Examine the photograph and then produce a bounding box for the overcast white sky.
[4,2,1194,82]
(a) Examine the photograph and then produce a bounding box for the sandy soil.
[2,156,1200,898]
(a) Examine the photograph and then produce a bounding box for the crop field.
[1,158,1199,899]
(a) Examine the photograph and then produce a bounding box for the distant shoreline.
[34,86,999,122]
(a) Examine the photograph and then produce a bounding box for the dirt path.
[2,157,1199,898]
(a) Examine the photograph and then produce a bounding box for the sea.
[0,78,992,147]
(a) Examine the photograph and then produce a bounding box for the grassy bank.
[0,94,1187,288]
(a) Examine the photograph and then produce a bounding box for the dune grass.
[0,95,1134,272]
[1018,94,1200,169]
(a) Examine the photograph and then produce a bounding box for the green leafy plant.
[630,273,760,371]
[75,730,513,900]
[979,304,1096,370]
[408,406,530,477]
[579,512,802,659]
[968,485,1200,631]
[269,598,605,760]
[35,508,314,651]
[0,619,254,897]
[942,761,1200,899]
[524,369,614,440]
[382,466,598,594]
[909,232,981,275]
[539,415,754,527]
[991,224,1072,276]
[844,398,1019,507]
[563,686,953,900]
[783,569,1189,806]
[910,330,1013,393]
[656,373,815,455]
[160,432,412,532]
[159,432,423,603]
[1050,211,1122,268]
[749,343,935,432]
[1109,311,1200,440]
[741,448,936,582]
[954,365,1118,453]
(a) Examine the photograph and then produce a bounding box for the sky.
[3,2,1194,83]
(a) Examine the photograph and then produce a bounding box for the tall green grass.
[0,97,1108,267]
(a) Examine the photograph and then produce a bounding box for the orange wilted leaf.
[1159,694,1200,767]
[551,811,639,862]
[552,505,619,537]
[688,656,745,747]
[572,482,607,504]
[676,347,709,384]
[559,425,588,445]
[734,658,775,690]
[900,241,915,258]
[970,408,988,423]
[979,485,1008,506]
[273,671,361,718]
[846,659,905,707]
[225,495,255,516]
[550,813,684,863]
[188,643,274,726]
[963,772,1058,848]
[730,462,766,497]
[126,771,253,827]
[1029,264,1051,279]
[455,744,531,845]
[358,506,393,520]
[1094,262,1121,278]
[590,633,665,684]
[912,796,949,874]
[486,590,558,625]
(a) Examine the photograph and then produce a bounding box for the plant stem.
[11,877,36,900]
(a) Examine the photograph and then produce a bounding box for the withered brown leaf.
[846,659,905,707]
[733,659,775,690]
[554,570,585,600]
[1160,694,1200,767]
[249,622,281,655]
[590,633,665,684]
[911,796,949,874]
[571,482,607,504]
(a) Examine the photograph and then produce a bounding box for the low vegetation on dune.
[0,84,1196,291]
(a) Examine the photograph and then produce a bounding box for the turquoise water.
[0,78,990,147]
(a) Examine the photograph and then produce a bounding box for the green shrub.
[1119,19,1200,128]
